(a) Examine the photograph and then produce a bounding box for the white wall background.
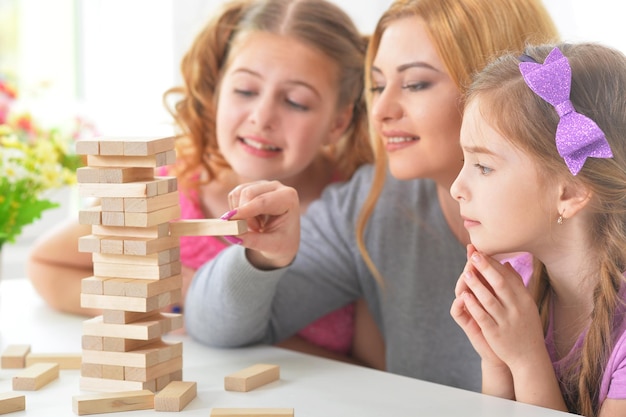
[11,0,626,139]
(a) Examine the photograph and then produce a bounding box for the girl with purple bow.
[451,43,626,416]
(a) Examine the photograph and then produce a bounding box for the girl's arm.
[26,218,100,316]
[599,399,626,417]
[463,249,567,412]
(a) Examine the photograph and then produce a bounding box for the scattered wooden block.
[210,408,294,417]
[0,392,25,415]
[1,345,31,369]
[154,381,196,412]
[224,364,280,392]
[169,219,248,237]
[26,353,81,370]
[72,389,154,415]
[12,362,59,390]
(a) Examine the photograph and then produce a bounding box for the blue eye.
[473,163,493,175]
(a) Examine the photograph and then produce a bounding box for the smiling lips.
[239,136,282,152]
[385,135,419,151]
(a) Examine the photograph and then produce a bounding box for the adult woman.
[184,0,559,391]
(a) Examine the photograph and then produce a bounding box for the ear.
[557,180,593,220]
[325,104,354,146]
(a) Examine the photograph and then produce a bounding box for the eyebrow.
[371,61,442,75]
[230,68,322,99]
[462,144,496,156]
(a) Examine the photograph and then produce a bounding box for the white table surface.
[0,278,574,416]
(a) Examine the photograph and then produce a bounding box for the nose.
[370,86,404,123]
[250,93,277,131]
[450,172,466,202]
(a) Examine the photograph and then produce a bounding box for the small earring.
[557,215,564,225]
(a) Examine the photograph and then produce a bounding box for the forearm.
[27,258,100,316]
[510,356,568,412]
[184,246,284,347]
[481,361,514,400]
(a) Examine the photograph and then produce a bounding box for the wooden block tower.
[75,136,184,392]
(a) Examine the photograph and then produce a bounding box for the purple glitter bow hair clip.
[519,47,613,175]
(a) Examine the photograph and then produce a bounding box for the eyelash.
[234,89,308,111]
[473,163,493,175]
[369,82,431,95]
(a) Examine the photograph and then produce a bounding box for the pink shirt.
[546,286,626,408]
[169,169,354,355]
[510,253,626,407]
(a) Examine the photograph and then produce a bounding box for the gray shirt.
[185,164,481,392]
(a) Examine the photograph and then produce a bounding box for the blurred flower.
[0,76,96,246]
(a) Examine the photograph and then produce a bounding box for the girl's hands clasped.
[451,244,546,381]
[223,180,301,270]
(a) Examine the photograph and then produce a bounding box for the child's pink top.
[545,286,626,409]
[170,169,354,355]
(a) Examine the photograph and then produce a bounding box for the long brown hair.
[356,0,559,285]
[163,0,373,192]
[467,43,626,417]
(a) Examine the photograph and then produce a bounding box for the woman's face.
[370,17,464,187]
[216,32,351,183]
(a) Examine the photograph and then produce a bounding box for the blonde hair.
[466,43,626,417]
[163,0,373,192]
[356,0,559,284]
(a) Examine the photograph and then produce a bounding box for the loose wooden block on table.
[25,353,81,370]
[224,364,280,392]
[154,380,197,412]
[12,362,59,391]
[169,219,248,237]
[72,389,154,415]
[210,408,294,417]
[0,392,25,415]
[1,345,31,369]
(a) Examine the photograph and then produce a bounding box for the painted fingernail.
[223,235,243,245]
[220,209,238,220]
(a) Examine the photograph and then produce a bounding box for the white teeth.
[387,136,417,144]
[241,137,280,151]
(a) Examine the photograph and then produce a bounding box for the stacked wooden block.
[75,136,183,393]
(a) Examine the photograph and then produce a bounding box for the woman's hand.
[225,180,301,270]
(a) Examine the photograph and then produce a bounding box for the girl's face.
[370,16,463,186]
[216,32,350,182]
[450,99,555,256]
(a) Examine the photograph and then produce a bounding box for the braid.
[576,252,621,416]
